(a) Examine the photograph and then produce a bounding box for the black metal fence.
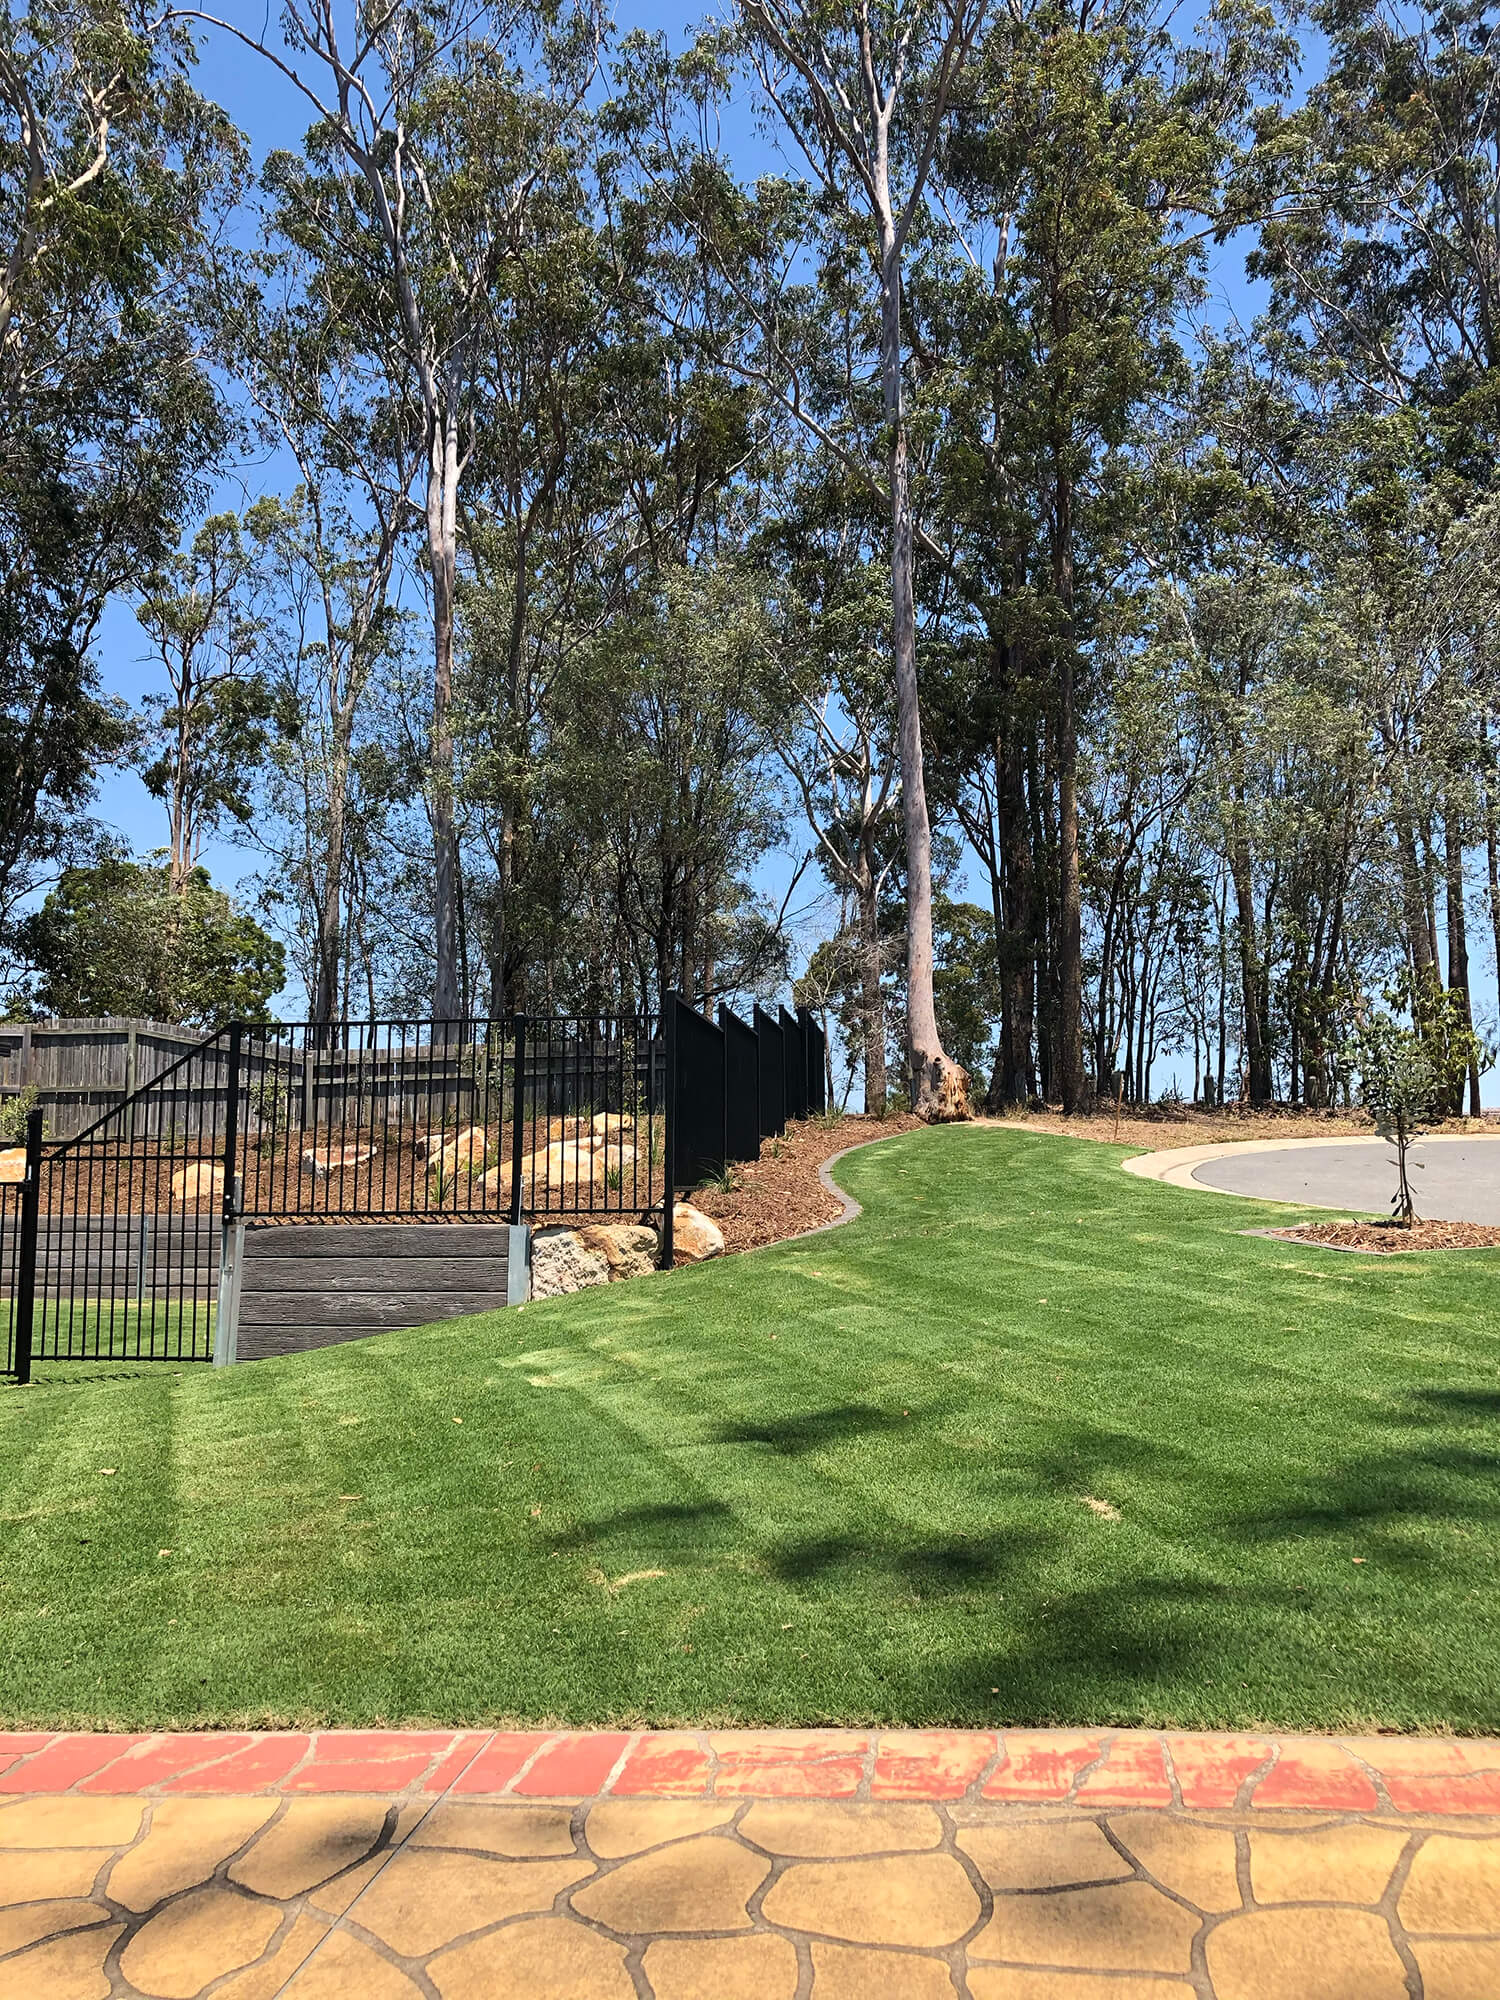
[0,991,830,1380]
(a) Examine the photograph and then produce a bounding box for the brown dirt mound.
[687,1112,923,1253]
[1271,1219,1500,1254]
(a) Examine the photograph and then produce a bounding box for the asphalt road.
[1190,1139,1500,1223]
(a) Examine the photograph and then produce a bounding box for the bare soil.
[985,1104,1500,1151]
[1269,1218,1500,1254]
[687,1112,924,1253]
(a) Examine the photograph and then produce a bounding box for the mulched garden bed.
[1270,1218,1500,1254]
[688,1111,924,1254]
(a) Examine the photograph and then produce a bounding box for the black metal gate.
[1,991,833,1379]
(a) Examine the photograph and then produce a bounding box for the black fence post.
[718,1005,761,1163]
[780,1005,807,1121]
[221,1023,243,1224]
[798,1005,826,1114]
[660,995,677,1270]
[509,1014,527,1226]
[13,1108,42,1387]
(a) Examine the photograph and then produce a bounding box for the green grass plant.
[2,1125,1498,1732]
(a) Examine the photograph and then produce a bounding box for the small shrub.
[1342,976,1485,1223]
[0,1086,45,1144]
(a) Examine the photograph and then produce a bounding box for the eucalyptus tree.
[133,513,284,895]
[186,0,602,1018]
[728,0,985,1119]
[921,0,1287,1107]
[614,1,980,1115]
[761,502,899,1113]
[241,485,409,1024]
[207,236,419,1023]
[548,559,787,1014]
[1248,0,1500,1081]
[0,0,235,952]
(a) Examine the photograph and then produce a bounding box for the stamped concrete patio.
[2,1727,1499,1997]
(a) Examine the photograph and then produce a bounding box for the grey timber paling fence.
[0,993,832,1380]
[0,1018,217,1140]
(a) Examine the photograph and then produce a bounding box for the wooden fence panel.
[0,1019,210,1139]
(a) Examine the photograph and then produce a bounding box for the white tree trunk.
[876,201,968,1120]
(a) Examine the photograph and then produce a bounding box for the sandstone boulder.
[479,1138,635,1205]
[171,1161,224,1202]
[301,1143,375,1179]
[535,1137,605,1197]
[429,1126,488,1181]
[530,1225,612,1298]
[0,1148,25,1184]
[590,1111,630,1145]
[671,1201,725,1261]
[575,1222,658,1280]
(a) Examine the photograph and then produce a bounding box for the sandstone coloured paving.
[0,1727,1498,1996]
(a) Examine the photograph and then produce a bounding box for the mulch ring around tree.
[688,1110,924,1253]
[1265,1218,1500,1254]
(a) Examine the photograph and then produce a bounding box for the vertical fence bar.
[206,1026,242,1367]
[660,996,677,1270]
[222,1021,242,1210]
[509,1015,526,1226]
[13,1108,42,1386]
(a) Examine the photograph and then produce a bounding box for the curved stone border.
[1121,1131,1498,1212]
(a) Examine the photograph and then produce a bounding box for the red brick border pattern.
[3,1728,1500,1814]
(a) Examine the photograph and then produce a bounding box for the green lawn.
[3,1125,1498,1733]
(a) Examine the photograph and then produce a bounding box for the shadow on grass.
[1410,1386,1500,1423]
[1227,1385,1500,1556]
[934,1571,1241,1722]
[556,1499,736,1553]
[714,1403,907,1455]
[3,1364,181,1392]
[767,1525,1058,1596]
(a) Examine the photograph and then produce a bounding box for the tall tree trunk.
[856,834,887,1116]
[428,402,462,1021]
[1229,820,1271,1106]
[1053,475,1084,1112]
[1444,804,1480,1116]
[1216,868,1228,1108]
[876,207,967,1121]
[1394,806,1435,980]
[1029,725,1055,1099]
[1485,719,1500,1051]
[311,733,348,1029]
[988,716,1035,1108]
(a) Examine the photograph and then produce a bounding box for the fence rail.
[0,992,829,1381]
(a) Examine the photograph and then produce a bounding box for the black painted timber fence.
[0,993,830,1380]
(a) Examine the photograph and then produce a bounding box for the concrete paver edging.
[5,1725,1499,1811]
[3,1729,1499,1999]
